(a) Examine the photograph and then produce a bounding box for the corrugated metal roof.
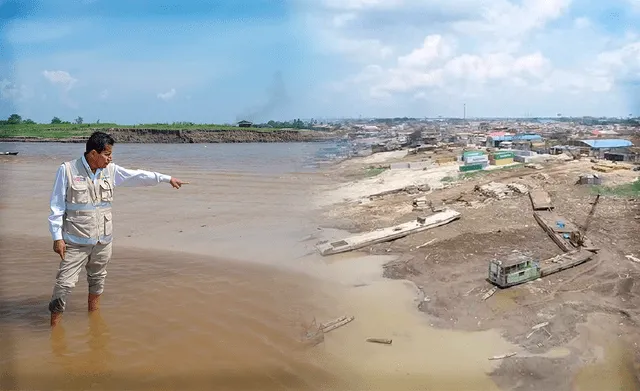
[579,139,633,148]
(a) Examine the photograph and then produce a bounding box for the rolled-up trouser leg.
[49,243,93,313]
[86,242,112,296]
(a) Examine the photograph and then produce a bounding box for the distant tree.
[7,113,21,124]
[51,117,62,124]
[75,116,83,124]
[408,129,423,144]
[23,119,36,124]
[97,119,100,124]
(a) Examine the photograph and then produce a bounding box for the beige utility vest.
[62,158,115,245]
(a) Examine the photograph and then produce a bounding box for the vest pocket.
[104,212,113,236]
[99,180,113,202]
[70,184,90,204]
[64,214,93,239]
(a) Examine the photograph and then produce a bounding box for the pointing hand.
[170,177,188,189]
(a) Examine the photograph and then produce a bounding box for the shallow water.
[0,235,339,391]
[1,142,341,390]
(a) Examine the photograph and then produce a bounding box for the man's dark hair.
[85,131,115,153]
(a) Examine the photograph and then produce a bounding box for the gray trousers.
[49,241,113,313]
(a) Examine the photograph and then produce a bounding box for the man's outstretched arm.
[113,164,186,189]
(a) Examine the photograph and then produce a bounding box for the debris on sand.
[482,286,498,301]
[475,182,528,199]
[413,197,445,212]
[476,182,511,199]
[526,322,551,339]
[489,352,517,360]
[507,183,529,194]
[366,338,393,345]
[416,239,437,249]
[322,316,355,333]
[626,255,640,264]
[302,315,356,346]
[316,209,461,256]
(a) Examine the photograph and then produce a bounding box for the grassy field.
[0,123,301,139]
[592,179,640,197]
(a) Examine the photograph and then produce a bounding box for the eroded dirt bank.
[1,128,337,143]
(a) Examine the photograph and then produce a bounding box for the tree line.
[0,114,326,129]
[0,114,86,125]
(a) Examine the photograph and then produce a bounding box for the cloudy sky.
[1,0,639,124]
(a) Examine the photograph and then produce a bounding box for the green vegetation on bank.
[0,114,325,139]
[592,179,640,197]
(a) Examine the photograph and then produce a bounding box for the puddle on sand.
[303,253,519,391]
[569,314,640,391]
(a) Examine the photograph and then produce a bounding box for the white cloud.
[298,0,640,116]
[157,88,176,101]
[397,35,454,69]
[42,70,77,91]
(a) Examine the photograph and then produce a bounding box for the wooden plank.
[541,250,594,276]
[533,211,575,252]
[530,190,554,210]
[316,209,461,256]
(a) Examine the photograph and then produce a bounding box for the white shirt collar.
[81,154,102,179]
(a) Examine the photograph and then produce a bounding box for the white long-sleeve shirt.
[48,155,171,241]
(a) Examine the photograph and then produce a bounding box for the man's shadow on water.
[0,296,52,330]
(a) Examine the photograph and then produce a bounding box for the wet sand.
[0,144,519,390]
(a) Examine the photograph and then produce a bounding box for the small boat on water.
[0,152,18,155]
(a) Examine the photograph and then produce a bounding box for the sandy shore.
[313,149,640,390]
[0,142,546,391]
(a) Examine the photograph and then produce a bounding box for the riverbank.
[0,126,338,144]
[310,148,640,390]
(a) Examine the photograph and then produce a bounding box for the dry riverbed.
[313,149,640,391]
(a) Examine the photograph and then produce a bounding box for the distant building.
[577,139,633,150]
[237,120,253,128]
[486,134,543,148]
[577,139,637,161]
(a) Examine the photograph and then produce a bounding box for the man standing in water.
[47,131,186,327]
